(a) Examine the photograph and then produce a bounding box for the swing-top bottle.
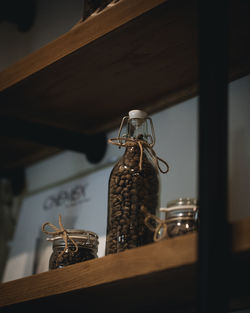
[106,110,160,254]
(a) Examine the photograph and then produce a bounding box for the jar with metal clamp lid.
[48,229,99,269]
[160,198,198,238]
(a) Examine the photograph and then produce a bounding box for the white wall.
[0,0,83,71]
[153,99,198,208]
[25,99,198,208]
[25,74,250,222]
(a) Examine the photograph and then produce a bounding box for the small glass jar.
[48,229,99,270]
[160,198,198,238]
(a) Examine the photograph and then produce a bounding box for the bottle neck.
[127,118,148,141]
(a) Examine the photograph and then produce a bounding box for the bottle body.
[106,143,159,254]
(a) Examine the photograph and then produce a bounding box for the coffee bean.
[123,192,130,199]
[114,211,122,217]
[131,204,137,211]
[126,174,132,180]
[122,225,128,232]
[131,195,138,203]
[116,186,122,193]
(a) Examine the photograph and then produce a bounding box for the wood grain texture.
[0,0,198,133]
[0,0,166,92]
[2,265,197,313]
[0,0,249,171]
[1,0,249,134]
[0,217,250,310]
[0,233,197,307]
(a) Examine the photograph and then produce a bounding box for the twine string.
[42,215,78,258]
[141,205,197,242]
[108,137,169,174]
[141,205,168,242]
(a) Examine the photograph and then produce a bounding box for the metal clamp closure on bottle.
[108,137,169,173]
[109,115,169,173]
[117,115,156,146]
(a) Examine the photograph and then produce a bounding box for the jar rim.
[52,236,99,250]
[48,228,99,249]
[48,229,98,239]
[53,241,98,250]
[168,197,197,206]
[160,206,197,213]
[160,198,198,212]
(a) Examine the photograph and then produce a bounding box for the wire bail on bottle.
[117,114,156,146]
[108,112,169,174]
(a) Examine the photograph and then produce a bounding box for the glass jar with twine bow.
[42,215,99,269]
[141,198,199,241]
[160,198,199,238]
[106,110,169,255]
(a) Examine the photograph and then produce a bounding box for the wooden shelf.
[0,0,250,171]
[0,217,250,312]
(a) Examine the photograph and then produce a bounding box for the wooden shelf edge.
[0,0,166,92]
[0,233,197,307]
[231,217,250,253]
[1,217,250,308]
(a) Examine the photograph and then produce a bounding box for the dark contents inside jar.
[163,200,198,238]
[167,218,197,238]
[49,245,97,269]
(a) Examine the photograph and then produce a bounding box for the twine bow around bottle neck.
[108,137,169,174]
[42,215,78,258]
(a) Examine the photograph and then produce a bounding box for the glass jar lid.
[48,229,99,251]
[167,197,197,208]
[160,198,198,219]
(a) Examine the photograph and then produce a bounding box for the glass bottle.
[48,229,99,269]
[106,110,160,255]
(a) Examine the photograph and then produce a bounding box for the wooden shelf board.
[0,0,249,134]
[0,217,250,312]
[0,233,197,308]
[0,0,166,92]
[0,0,198,134]
[0,0,249,170]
